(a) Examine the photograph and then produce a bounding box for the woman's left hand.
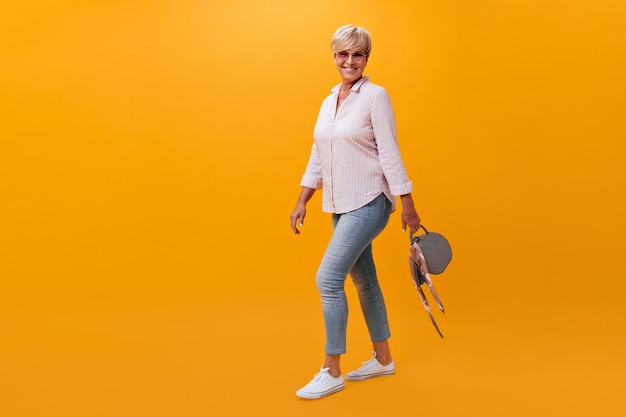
[400,193,421,234]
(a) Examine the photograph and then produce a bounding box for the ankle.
[372,341,392,365]
[375,353,392,366]
[324,354,342,377]
[378,358,392,366]
[323,366,342,378]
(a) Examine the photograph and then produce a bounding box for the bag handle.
[410,224,430,243]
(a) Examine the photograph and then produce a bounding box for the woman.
[290,24,421,399]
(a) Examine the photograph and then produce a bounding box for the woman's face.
[334,48,367,84]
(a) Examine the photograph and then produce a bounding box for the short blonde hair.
[331,25,372,57]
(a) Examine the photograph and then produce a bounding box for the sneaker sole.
[345,369,395,381]
[296,383,345,399]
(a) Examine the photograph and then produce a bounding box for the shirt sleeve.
[300,142,324,189]
[371,88,413,196]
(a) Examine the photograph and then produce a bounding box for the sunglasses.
[334,51,367,63]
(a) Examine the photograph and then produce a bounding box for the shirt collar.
[331,75,370,94]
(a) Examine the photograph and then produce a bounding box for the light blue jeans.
[316,193,392,355]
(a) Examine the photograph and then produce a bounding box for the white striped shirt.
[301,75,413,214]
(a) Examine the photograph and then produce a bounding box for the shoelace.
[354,353,381,372]
[361,357,377,368]
[354,361,372,372]
[409,242,445,338]
[309,368,330,385]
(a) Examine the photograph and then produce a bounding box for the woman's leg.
[315,194,391,374]
[349,242,393,365]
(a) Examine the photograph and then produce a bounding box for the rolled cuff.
[301,175,323,190]
[389,181,413,196]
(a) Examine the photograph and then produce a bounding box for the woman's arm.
[292,143,323,234]
[371,88,413,197]
[371,89,421,232]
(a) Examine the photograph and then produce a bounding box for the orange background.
[1,1,625,416]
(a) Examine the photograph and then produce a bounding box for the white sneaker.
[296,366,345,399]
[346,352,395,381]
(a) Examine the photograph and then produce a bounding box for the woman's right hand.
[290,203,307,234]
[290,187,317,235]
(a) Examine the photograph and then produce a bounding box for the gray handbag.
[410,225,452,274]
[408,225,452,338]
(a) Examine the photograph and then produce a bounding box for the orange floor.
[2,226,624,416]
